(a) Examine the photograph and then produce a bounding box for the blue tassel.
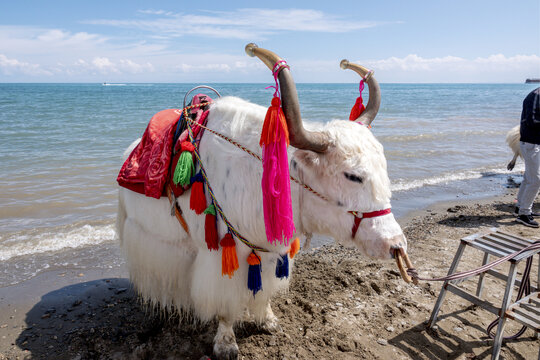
[190,171,204,185]
[275,254,289,279]
[247,252,262,295]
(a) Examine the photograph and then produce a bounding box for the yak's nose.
[389,235,407,258]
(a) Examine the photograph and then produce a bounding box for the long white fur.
[117,96,406,354]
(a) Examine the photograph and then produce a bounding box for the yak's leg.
[213,316,239,360]
[261,301,281,333]
[248,293,281,333]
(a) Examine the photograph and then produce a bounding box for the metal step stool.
[427,229,540,360]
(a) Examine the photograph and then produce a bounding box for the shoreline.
[1,186,539,359]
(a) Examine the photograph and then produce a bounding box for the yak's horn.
[246,43,329,153]
[340,59,381,127]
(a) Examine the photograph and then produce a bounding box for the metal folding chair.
[427,229,540,360]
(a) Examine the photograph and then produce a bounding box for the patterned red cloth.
[117,109,182,199]
[117,94,212,199]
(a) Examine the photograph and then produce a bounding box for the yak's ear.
[293,149,321,168]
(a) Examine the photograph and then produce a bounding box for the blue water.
[0,82,537,286]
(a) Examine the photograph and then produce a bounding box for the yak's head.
[247,44,407,264]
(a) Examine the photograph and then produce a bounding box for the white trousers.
[516,141,540,215]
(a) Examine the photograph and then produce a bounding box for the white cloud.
[138,9,174,16]
[77,57,154,74]
[85,8,381,39]
[0,26,110,57]
[176,60,263,74]
[356,54,540,82]
[0,23,537,82]
[92,57,116,71]
[0,54,52,76]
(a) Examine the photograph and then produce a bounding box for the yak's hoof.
[261,315,282,334]
[213,335,239,360]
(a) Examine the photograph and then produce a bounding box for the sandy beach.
[0,186,538,360]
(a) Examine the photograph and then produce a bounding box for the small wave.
[380,129,507,143]
[102,83,127,86]
[391,163,524,192]
[0,223,116,261]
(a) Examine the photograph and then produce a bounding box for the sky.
[0,0,539,83]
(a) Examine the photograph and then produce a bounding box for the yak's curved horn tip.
[340,59,350,70]
[245,43,258,57]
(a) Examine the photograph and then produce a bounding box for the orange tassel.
[190,178,206,214]
[220,233,239,278]
[289,237,300,259]
[260,97,289,146]
[247,252,261,266]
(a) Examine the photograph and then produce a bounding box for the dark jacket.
[520,87,540,145]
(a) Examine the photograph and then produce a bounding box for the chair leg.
[491,262,519,360]
[476,252,490,297]
[535,263,540,358]
[428,240,467,328]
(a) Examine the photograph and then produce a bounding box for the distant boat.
[525,78,540,83]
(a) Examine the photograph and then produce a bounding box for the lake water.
[0,82,537,286]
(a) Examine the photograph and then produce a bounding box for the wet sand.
[1,188,539,360]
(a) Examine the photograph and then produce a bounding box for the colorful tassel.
[204,204,218,251]
[275,253,289,279]
[190,172,206,214]
[289,237,300,259]
[349,79,366,121]
[247,251,262,295]
[173,141,195,186]
[220,233,239,278]
[260,96,295,245]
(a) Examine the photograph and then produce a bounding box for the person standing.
[515,87,540,228]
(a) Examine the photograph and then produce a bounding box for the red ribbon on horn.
[349,79,366,122]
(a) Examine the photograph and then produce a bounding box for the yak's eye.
[344,172,363,184]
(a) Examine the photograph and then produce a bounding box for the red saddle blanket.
[117,94,211,199]
[117,109,182,199]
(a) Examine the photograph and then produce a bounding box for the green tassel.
[204,204,216,215]
[173,151,195,186]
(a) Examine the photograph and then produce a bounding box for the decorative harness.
[172,101,393,243]
[165,64,391,295]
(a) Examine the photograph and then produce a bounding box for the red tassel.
[289,237,300,259]
[260,97,289,146]
[349,96,365,121]
[220,233,239,278]
[190,179,206,214]
[181,141,195,152]
[204,205,219,251]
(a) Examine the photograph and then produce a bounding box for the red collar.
[351,208,392,238]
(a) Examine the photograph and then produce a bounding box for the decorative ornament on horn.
[245,43,329,153]
[341,59,381,127]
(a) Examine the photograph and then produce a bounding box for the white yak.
[117,44,409,360]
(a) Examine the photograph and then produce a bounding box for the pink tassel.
[260,62,296,245]
[261,114,295,245]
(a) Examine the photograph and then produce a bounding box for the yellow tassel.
[289,237,300,259]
